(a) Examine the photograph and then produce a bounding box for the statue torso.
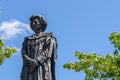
[25,32,53,59]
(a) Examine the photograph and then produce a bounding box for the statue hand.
[30,59,38,66]
[28,59,39,72]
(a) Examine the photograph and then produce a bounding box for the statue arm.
[21,39,38,65]
[36,37,57,64]
[48,37,57,61]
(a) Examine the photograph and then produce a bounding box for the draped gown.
[20,32,57,80]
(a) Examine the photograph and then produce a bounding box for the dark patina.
[21,14,57,80]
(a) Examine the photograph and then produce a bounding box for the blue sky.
[0,0,120,80]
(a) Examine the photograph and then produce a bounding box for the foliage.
[0,7,2,13]
[109,32,120,53]
[64,32,120,80]
[0,37,17,65]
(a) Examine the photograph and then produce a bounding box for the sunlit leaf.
[0,37,17,65]
[64,32,120,80]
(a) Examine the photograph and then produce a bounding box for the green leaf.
[0,37,17,65]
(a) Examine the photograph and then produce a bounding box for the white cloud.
[0,19,32,40]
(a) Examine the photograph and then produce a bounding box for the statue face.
[30,18,42,33]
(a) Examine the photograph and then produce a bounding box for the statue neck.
[35,30,44,34]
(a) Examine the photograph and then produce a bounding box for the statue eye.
[32,22,37,25]
[34,21,39,24]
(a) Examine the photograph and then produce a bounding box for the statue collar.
[25,32,53,40]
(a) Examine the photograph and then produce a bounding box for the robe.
[20,32,57,80]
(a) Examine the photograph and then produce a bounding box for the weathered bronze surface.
[21,14,57,80]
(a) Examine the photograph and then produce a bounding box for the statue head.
[30,14,47,33]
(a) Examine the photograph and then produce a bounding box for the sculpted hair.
[30,14,47,31]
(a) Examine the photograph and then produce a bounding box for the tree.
[0,37,17,65]
[64,32,120,80]
[0,7,17,65]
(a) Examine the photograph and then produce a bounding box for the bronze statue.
[21,14,57,80]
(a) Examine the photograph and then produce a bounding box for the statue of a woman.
[21,14,57,80]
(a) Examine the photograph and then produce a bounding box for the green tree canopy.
[64,32,120,80]
[0,37,17,65]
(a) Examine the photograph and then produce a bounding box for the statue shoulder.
[46,32,58,47]
[45,32,56,41]
[24,35,33,40]
[24,32,54,40]
[23,32,57,43]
